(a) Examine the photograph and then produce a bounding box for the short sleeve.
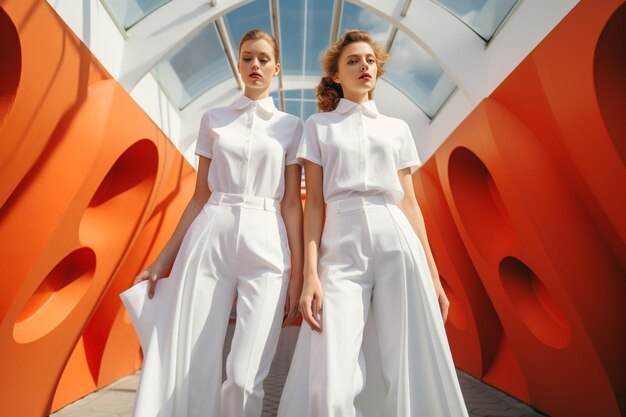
[286,118,304,166]
[194,111,215,159]
[398,121,421,173]
[296,116,322,166]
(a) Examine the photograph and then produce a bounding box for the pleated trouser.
[130,192,290,417]
[278,196,468,417]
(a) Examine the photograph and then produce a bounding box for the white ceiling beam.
[118,0,251,90]
[270,0,286,111]
[215,16,243,90]
[330,0,344,42]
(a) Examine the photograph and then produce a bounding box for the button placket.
[241,107,254,193]
[357,109,367,191]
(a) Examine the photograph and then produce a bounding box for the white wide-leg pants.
[278,196,468,417]
[130,192,290,417]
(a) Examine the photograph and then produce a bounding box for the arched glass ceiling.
[339,1,390,44]
[385,31,456,118]
[152,22,231,109]
[225,1,272,52]
[431,0,518,41]
[100,0,518,118]
[279,0,335,76]
[103,0,171,30]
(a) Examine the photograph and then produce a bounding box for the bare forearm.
[303,202,324,278]
[153,195,208,269]
[282,198,304,284]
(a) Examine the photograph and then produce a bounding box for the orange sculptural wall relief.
[0,1,624,417]
[417,1,626,416]
[0,1,195,416]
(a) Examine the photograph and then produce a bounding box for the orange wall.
[0,1,624,417]
[0,1,195,416]
[418,1,626,416]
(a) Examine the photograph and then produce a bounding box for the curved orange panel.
[409,2,626,416]
[482,1,626,414]
[51,154,195,411]
[413,165,506,381]
[0,2,195,416]
[594,4,626,167]
[492,0,626,267]
[432,98,624,417]
[0,1,108,210]
[0,80,154,416]
[0,7,20,127]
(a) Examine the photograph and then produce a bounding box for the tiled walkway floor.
[50,325,548,417]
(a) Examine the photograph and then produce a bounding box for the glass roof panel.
[302,100,317,120]
[152,23,231,109]
[304,0,334,76]
[103,0,171,30]
[280,0,334,76]
[284,89,300,100]
[279,0,305,76]
[269,90,280,108]
[225,1,272,56]
[383,31,456,118]
[339,2,391,44]
[431,0,517,41]
[282,89,316,119]
[284,89,314,100]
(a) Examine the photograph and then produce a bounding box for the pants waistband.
[326,195,394,215]
[208,192,280,212]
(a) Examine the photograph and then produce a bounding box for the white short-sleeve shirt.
[195,95,303,200]
[297,98,421,203]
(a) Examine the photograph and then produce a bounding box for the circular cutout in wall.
[13,247,96,343]
[80,139,158,247]
[594,2,626,166]
[448,146,516,260]
[499,256,570,349]
[440,276,467,331]
[0,8,21,127]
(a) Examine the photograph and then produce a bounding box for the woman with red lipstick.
[277,30,468,417]
[125,29,303,417]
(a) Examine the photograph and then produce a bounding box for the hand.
[282,278,303,327]
[299,272,323,332]
[133,262,167,300]
[433,279,450,323]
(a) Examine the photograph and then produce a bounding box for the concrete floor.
[50,325,548,417]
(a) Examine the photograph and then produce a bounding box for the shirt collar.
[233,95,276,115]
[335,98,379,118]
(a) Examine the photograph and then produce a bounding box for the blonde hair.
[238,29,280,62]
[316,30,389,112]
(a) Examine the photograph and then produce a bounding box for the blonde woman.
[128,29,303,417]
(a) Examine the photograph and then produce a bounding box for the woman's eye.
[260,59,269,63]
[367,59,375,64]
[242,57,251,62]
[348,60,357,65]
